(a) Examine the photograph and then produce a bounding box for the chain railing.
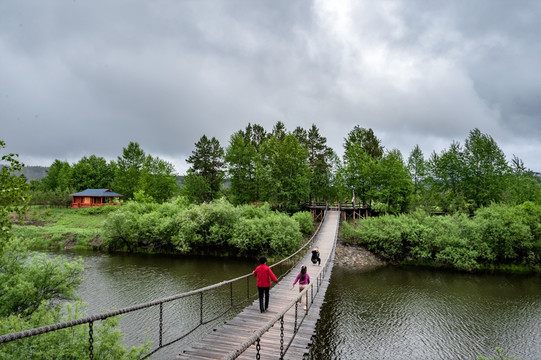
[0,216,325,359]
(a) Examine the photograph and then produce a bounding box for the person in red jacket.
[253,256,280,313]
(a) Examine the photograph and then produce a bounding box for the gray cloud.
[1,0,540,175]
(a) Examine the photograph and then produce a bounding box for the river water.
[60,251,541,359]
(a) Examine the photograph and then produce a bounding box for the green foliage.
[102,200,305,257]
[0,142,150,358]
[229,211,302,256]
[0,302,150,359]
[138,155,179,203]
[28,186,75,206]
[71,155,114,191]
[294,124,338,202]
[341,202,541,271]
[257,134,311,212]
[0,238,83,317]
[292,211,314,236]
[113,142,178,202]
[186,135,225,201]
[0,140,29,244]
[225,130,258,204]
[172,200,239,253]
[180,170,212,204]
[39,159,73,191]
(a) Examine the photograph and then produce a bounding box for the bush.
[230,212,302,256]
[339,202,541,271]
[0,302,150,359]
[103,199,306,258]
[291,211,314,236]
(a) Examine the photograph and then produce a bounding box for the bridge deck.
[176,210,340,359]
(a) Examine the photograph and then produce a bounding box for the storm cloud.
[1,0,540,174]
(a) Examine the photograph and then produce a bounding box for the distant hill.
[19,166,48,181]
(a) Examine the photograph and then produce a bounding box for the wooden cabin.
[70,189,123,208]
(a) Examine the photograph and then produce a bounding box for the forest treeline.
[25,122,541,214]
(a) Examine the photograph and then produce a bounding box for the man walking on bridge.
[253,256,280,313]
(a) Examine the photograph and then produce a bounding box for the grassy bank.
[11,206,112,251]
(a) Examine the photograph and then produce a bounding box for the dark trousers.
[258,286,270,312]
[311,257,321,265]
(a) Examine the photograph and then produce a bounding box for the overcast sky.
[2,0,540,175]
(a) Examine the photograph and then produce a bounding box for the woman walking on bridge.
[253,256,280,313]
[292,265,310,310]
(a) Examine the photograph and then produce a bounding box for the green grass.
[11,207,114,250]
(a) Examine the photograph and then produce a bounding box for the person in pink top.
[291,265,310,310]
[253,256,280,313]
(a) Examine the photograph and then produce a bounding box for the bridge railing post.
[159,303,163,347]
[88,321,94,360]
[200,292,203,325]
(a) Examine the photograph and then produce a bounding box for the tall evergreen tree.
[186,135,225,201]
[294,124,337,201]
[271,121,287,141]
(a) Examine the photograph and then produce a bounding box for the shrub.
[0,302,150,359]
[291,211,314,236]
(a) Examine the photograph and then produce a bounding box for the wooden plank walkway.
[176,210,340,359]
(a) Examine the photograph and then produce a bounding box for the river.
[60,251,541,359]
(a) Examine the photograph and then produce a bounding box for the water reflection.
[311,266,541,360]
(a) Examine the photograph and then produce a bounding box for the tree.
[341,143,377,207]
[39,159,72,191]
[375,149,413,213]
[462,128,509,208]
[0,140,29,244]
[113,142,146,200]
[407,144,427,195]
[344,126,384,159]
[186,135,225,202]
[271,121,287,142]
[426,141,468,212]
[294,124,337,201]
[341,126,385,207]
[225,130,258,204]
[503,156,541,204]
[138,155,178,203]
[71,155,114,190]
[244,123,267,151]
[258,134,310,211]
[0,141,149,358]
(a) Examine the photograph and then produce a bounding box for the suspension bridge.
[0,210,340,359]
[177,210,339,359]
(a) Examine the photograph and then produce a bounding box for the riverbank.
[334,242,385,269]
